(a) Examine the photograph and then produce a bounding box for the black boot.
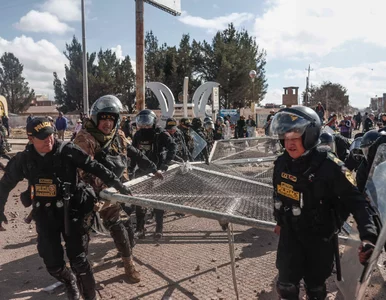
[74,267,97,300]
[135,211,146,239]
[306,284,327,300]
[154,209,164,239]
[49,267,80,300]
[71,259,96,300]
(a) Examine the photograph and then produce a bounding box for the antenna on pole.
[305,65,313,106]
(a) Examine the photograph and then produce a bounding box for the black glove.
[117,184,133,196]
[0,211,8,229]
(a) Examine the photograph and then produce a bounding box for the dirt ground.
[1,157,386,299]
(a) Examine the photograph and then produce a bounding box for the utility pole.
[135,0,145,112]
[305,65,313,106]
[81,0,89,115]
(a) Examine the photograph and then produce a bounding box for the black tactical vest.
[94,134,128,179]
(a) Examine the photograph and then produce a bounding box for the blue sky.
[1,0,385,109]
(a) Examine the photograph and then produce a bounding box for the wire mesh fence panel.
[198,161,274,185]
[210,137,282,162]
[126,165,275,224]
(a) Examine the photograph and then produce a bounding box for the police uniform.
[131,109,177,238]
[165,118,191,162]
[191,118,210,164]
[74,95,158,283]
[270,107,378,300]
[214,123,225,140]
[178,118,195,156]
[0,118,131,300]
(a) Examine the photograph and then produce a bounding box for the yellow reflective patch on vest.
[281,172,297,182]
[327,152,344,166]
[277,182,300,201]
[35,184,57,197]
[342,167,356,186]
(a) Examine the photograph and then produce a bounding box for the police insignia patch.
[342,167,356,186]
[281,172,297,182]
[327,152,344,166]
[277,182,300,201]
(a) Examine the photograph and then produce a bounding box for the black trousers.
[276,225,334,289]
[34,205,90,273]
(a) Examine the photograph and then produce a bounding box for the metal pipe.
[81,0,89,115]
[99,189,276,228]
[136,0,145,111]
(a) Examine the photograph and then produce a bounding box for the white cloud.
[14,10,74,34]
[41,0,81,21]
[254,0,386,59]
[261,88,284,104]
[178,12,254,33]
[267,62,386,108]
[0,35,67,97]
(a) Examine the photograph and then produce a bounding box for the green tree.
[115,56,136,112]
[193,24,268,108]
[54,36,136,113]
[303,82,349,113]
[0,52,35,113]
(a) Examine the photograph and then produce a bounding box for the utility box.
[282,87,299,107]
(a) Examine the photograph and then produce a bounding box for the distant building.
[22,94,58,116]
[30,94,55,107]
[282,87,299,107]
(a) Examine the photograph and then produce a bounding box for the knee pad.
[71,254,91,274]
[306,284,327,300]
[276,281,299,300]
[47,266,64,277]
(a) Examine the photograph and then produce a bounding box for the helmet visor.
[136,114,155,128]
[269,111,311,139]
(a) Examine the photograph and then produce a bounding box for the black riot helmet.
[360,130,381,159]
[192,117,202,129]
[135,109,157,129]
[90,95,123,128]
[319,132,335,152]
[205,120,215,131]
[204,116,212,123]
[319,132,335,144]
[216,116,224,124]
[270,106,322,150]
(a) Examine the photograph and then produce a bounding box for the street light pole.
[81,0,89,115]
[249,70,257,113]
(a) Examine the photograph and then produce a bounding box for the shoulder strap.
[303,150,328,181]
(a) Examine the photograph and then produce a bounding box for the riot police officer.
[356,130,382,193]
[214,116,225,140]
[165,117,191,161]
[178,118,194,157]
[270,106,377,300]
[319,132,350,161]
[131,109,177,238]
[204,119,215,153]
[0,118,132,300]
[191,117,210,164]
[74,95,163,283]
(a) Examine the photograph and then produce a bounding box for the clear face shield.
[269,111,310,140]
[350,137,364,161]
[136,114,156,129]
[320,140,336,153]
[205,122,215,131]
